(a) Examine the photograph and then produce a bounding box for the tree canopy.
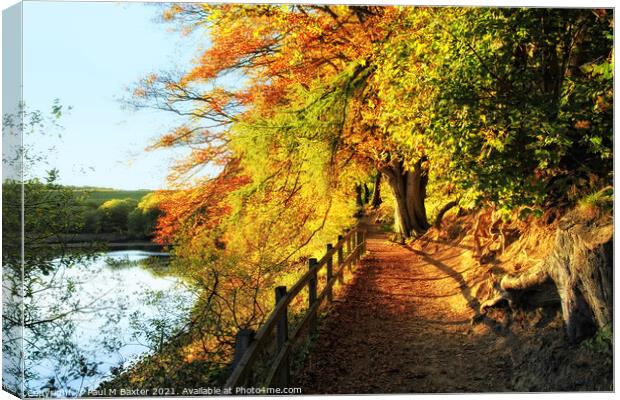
[125,5,613,379]
[135,5,612,237]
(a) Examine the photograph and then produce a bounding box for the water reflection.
[18,250,195,397]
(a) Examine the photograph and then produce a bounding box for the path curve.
[296,224,513,393]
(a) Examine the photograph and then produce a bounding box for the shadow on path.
[402,244,508,336]
[295,227,513,394]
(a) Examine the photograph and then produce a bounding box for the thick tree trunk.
[355,185,363,208]
[410,161,430,229]
[363,184,370,204]
[381,158,430,238]
[486,212,613,343]
[370,173,382,209]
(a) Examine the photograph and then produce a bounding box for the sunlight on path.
[296,223,512,393]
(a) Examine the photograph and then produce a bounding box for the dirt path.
[296,224,514,393]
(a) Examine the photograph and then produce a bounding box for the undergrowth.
[581,325,612,355]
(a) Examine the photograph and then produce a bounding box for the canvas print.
[1,1,614,398]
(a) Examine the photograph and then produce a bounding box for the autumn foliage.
[125,4,613,387]
[153,160,250,245]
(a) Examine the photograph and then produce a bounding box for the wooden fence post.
[225,227,369,389]
[353,230,357,266]
[351,229,358,265]
[274,286,289,387]
[345,229,351,255]
[308,258,318,335]
[362,230,367,254]
[337,235,344,284]
[231,328,255,386]
[356,231,363,263]
[347,230,354,271]
[326,244,333,302]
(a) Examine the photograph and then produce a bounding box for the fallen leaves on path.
[295,226,513,393]
[295,219,613,393]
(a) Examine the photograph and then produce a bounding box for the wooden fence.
[224,226,368,389]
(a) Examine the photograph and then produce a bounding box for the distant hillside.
[67,187,153,206]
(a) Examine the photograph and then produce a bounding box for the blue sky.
[22,1,208,189]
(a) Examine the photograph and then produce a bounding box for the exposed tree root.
[482,210,613,343]
[470,209,508,264]
[434,199,459,230]
[480,291,511,313]
[501,266,549,291]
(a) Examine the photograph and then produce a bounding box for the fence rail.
[224,226,367,389]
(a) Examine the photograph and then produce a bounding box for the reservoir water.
[17,249,195,397]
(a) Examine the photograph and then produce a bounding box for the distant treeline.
[69,188,163,239]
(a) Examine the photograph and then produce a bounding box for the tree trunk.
[355,184,363,208]
[381,158,430,238]
[363,184,370,204]
[486,212,613,343]
[370,173,382,209]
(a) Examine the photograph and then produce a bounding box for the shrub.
[98,198,138,233]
